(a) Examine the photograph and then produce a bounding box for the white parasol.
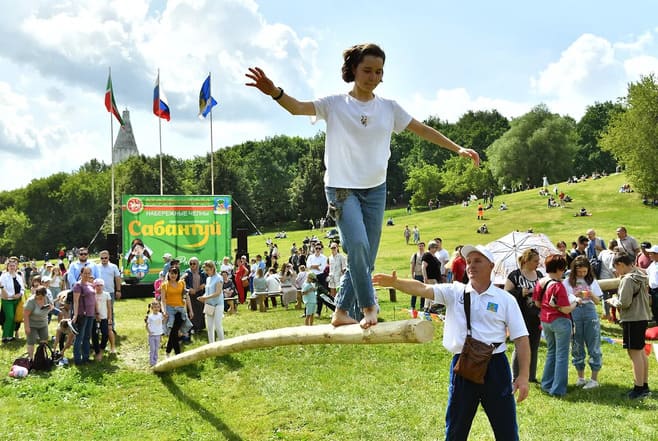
[485,231,559,284]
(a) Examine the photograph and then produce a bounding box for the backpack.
[32,342,54,371]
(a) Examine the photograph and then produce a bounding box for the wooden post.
[153,319,434,373]
[388,288,397,302]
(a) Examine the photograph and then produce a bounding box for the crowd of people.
[1,247,121,366]
[385,224,657,438]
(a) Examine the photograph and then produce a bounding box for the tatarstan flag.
[105,73,124,126]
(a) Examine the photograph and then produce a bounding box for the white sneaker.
[583,379,600,390]
[576,377,588,387]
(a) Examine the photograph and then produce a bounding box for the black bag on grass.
[32,342,54,371]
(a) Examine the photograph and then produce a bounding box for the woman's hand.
[245,67,278,97]
[458,147,480,168]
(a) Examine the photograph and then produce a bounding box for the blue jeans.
[325,183,386,312]
[166,305,192,336]
[411,275,425,309]
[446,353,519,441]
[571,303,602,372]
[541,317,572,396]
[73,316,94,364]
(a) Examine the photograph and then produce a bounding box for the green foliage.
[575,101,623,176]
[451,109,510,159]
[438,157,496,201]
[405,164,442,207]
[600,75,658,198]
[0,206,31,254]
[289,134,326,224]
[487,104,578,189]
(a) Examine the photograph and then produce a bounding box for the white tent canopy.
[485,231,559,285]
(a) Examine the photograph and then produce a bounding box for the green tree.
[405,164,442,208]
[487,104,578,189]
[575,101,623,176]
[600,75,658,198]
[452,110,510,160]
[0,207,32,255]
[14,173,69,255]
[439,157,496,201]
[289,134,326,226]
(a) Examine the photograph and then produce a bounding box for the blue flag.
[198,75,218,118]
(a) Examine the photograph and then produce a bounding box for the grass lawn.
[1,172,657,440]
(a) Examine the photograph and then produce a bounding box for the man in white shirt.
[433,237,450,283]
[373,245,529,440]
[98,250,121,353]
[307,244,329,316]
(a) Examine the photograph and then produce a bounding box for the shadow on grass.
[158,373,243,441]
[531,382,658,409]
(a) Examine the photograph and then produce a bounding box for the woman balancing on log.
[245,43,479,328]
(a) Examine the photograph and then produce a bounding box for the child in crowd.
[55,318,77,355]
[145,301,164,366]
[302,272,318,326]
[92,279,112,361]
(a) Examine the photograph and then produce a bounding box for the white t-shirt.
[147,312,164,335]
[435,248,450,276]
[95,291,112,319]
[313,94,412,188]
[266,274,282,292]
[431,281,528,354]
[562,278,603,305]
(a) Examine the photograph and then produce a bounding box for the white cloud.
[0,0,321,191]
[527,32,658,117]
[404,88,531,123]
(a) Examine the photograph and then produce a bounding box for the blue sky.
[1,0,657,191]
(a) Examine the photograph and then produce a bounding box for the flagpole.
[109,67,116,234]
[209,71,215,195]
[159,117,163,196]
[158,68,164,196]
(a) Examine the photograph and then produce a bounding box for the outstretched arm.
[245,67,316,116]
[372,271,435,300]
[406,119,480,167]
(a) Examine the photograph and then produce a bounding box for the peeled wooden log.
[598,278,620,291]
[153,319,434,373]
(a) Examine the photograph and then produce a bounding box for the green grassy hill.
[249,172,655,273]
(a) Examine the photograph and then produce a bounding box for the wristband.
[272,87,284,100]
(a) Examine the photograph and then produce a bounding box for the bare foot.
[331,309,358,327]
[359,306,378,329]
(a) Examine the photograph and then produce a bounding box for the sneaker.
[583,379,599,390]
[576,378,588,387]
[627,388,651,399]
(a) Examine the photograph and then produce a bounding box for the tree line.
[2,75,657,257]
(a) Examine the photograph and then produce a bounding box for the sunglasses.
[100,257,109,260]
[79,253,88,256]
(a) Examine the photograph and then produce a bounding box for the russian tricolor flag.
[153,73,170,121]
